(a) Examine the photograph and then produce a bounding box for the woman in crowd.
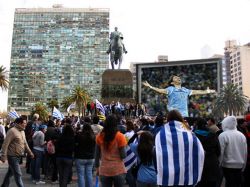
[55,124,75,187]
[75,123,96,187]
[31,124,47,185]
[128,131,157,187]
[95,115,127,187]
[194,118,221,187]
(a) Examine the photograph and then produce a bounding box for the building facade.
[8,6,109,113]
[225,41,250,98]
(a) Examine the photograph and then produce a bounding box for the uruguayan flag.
[155,120,204,186]
[95,99,105,116]
[67,102,76,113]
[124,146,137,171]
[52,107,64,120]
[8,109,20,119]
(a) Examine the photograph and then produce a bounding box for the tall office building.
[8,6,109,113]
[224,40,250,98]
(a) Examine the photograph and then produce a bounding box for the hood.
[222,116,237,131]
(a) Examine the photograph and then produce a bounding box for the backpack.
[47,140,55,154]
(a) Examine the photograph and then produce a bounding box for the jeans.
[100,174,126,187]
[1,156,24,187]
[56,158,73,187]
[31,149,44,181]
[75,159,94,187]
[222,167,242,187]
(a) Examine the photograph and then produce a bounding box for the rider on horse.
[107,27,127,69]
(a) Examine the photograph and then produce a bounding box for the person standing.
[31,124,47,184]
[0,117,34,187]
[155,110,205,187]
[75,123,96,187]
[143,75,215,117]
[55,124,75,187]
[95,115,127,187]
[219,116,247,187]
[194,118,221,187]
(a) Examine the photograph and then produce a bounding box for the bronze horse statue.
[107,34,127,69]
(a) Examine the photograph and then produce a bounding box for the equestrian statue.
[107,27,127,69]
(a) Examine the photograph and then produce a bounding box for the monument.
[106,27,127,69]
[101,27,133,103]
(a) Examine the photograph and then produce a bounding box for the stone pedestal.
[101,69,134,103]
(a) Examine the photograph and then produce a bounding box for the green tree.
[61,96,73,113]
[70,86,91,116]
[31,102,49,121]
[47,99,59,115]
[212,83,248,117]
[0,65,9,91]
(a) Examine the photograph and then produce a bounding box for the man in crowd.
[0,117,34,187]
[219,116,247,187]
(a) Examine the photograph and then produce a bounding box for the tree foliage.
[70,86,91,116]
[30,102,49,121]
[47,98,59,114]
[212,83,248,117]
[0,65,9,91]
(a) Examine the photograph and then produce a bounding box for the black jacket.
[195,130,221,182]
[74,132,95,159]
[55,135,75,159]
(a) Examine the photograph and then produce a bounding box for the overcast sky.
[0,0,250,111]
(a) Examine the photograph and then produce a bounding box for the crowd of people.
[0,108,250,187]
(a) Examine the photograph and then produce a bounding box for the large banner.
[137,58,222,116]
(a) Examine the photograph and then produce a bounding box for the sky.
[0,0,250,111]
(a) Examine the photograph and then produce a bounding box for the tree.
[61,96,73,112]
[212,83,248,117]
[31,102,49,121]
[70,86,91,116]
[0,65,9,91]
[47,99,59,115]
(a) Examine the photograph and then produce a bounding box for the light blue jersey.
[166,86,192,117]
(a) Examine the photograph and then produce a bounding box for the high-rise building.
[8,6,109,113]
[225,40,250,98]
[224,40,237,84]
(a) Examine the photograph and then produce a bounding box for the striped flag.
[67,102,76,113]
[52,107,64,120]
[95,99,105,116]
[124,146,137,171]
[155,120,204,186]
[8,109,19,119]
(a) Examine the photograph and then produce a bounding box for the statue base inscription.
[101,69,134,103]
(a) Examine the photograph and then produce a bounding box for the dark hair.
[137,131,154,165]
[167,110,184,123]
[126,120,134,131]
[92,115,99,124]
[14,117,25,124]
[140,117,149,127]
[207,117,215,124]
[155,115,164,127]
[47,120,55,127]
[62,124,74,137]
[81,123,95,139]
[84,117,91,123]
[195,118,208,131]
[102,115,118,150]
[167,75,178,86]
